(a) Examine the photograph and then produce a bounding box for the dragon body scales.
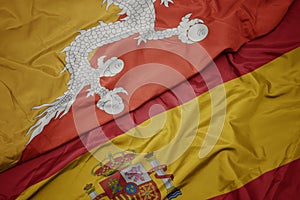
[26,0,208,144]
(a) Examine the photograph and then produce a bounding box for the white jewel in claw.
[188,24,209,42]
[97,88,128,115]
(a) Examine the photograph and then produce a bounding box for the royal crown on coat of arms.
[84,150,182,200]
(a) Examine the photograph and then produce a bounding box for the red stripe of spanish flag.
[209,158,300,200]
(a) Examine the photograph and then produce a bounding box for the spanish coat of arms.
[84,150,182,200]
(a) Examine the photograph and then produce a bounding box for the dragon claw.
[102,0,113,10]
[113,87,128,95]
[135,30,157,46]
[135,35,147,46]
[86,88,95,97]
[160,0,174,7]
[96,88,127,115]
[177,14,208,44]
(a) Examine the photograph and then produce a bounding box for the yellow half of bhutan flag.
[0,0,120,170]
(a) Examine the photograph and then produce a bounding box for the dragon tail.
[26,91,77,145]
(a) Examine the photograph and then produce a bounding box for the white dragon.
[26,0,208,144]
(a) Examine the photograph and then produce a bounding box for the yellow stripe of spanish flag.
[17,47,300,199]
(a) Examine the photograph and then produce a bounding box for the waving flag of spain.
[0,0,299,199]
